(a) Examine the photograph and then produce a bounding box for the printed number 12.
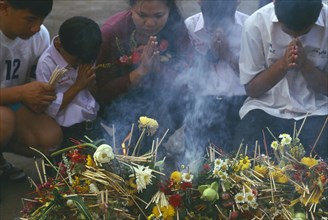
[5,59,21,80]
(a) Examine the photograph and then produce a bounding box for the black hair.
[275,0,322,31]
[200,0,238,31]
[128,0,187,54]
[7,0,53,18]
[59,16,102,63]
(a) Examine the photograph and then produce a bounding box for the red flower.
[168,194,182,208]
[131,50,142,64]
[67,149,86,164]
[158,40,169,52]
[180,181,192,190]
[203,163,210,171]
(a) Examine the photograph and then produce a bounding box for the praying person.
[0,0,62,182]
[182,0,248,152]
[233,0,328,158]
[96,0,193,151]
[36,16,102,145]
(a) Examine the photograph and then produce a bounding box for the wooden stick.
[34,157,43,184]
[296,113,308,138]
[128,123,134,147]
[310,116,328,156]
[41,159,47,183]
[112,124,116,153]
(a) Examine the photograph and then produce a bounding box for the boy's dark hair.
[7,0,53,17]
[275,0,322,31]
[59,16,102,63]
[200,0,238,31]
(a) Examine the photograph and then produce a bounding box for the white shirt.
[185,11,248,96]
[0,25,50,88]
[36,37,99,127]
[239,3,328,119]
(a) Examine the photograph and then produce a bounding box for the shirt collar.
[195,12,244,34]
[49,36,69,68]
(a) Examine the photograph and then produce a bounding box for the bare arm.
[0,81,56,112]
[245,39,298,98]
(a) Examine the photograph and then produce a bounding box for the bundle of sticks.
[48,66,67,86]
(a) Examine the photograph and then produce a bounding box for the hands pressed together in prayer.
[138,36,161,75]
[210,30,230,60]
[129,36,162,85]
[75,63,96,91]
[283,38,307,71]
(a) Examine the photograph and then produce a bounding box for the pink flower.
[159,40,169,52]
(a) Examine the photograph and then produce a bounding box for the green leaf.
[66,195,93,220]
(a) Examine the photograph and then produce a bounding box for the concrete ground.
[0,1,261,219]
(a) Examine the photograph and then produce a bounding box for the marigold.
[254,165,268,178]
[170,171,182,183]
[239,156,251,171]
[301,157,318,168]
[152,205,175,220]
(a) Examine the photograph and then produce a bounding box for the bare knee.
[12,109,63,156]
[0,107,15,147]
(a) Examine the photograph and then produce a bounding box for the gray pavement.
[3,0,314,219]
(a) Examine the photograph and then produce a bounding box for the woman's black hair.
[275,0,322,31]
[7,0,53,18]
[59,16,102,63]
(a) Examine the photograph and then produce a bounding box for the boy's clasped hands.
[284,38,307,70]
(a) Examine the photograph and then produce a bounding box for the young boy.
[234,0,328,157]
[0,0,62,181]
[36,16,102,145]
[182,0,248,153]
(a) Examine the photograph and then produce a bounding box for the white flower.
[138,116,159,136]
[214,158,223,168]
[93,144,115,166]
[245,192,256,204]
[131,165,153,192]
[279,133,292,145]
[66,199,75,208]
[212,167,220,178]
[234,192,245,203]
[182,172,194,182]
[89,183,100,194]
[271,141,279,150]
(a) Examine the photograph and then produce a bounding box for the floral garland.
[117,31,171,65]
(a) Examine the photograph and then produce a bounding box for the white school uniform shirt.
[239,3,328,120]
[184,11,248,97]
[0,25,50,88]
[36,37,99,127]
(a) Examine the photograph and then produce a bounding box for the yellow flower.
[254,165,268,178]
[170,171,182,183]
[271,169,289,183]
[138,116,159,136]
[239,156,251,171]
[86,155,95,167]
[147,214,156,220]
[301,157,318,168]
[152,205,175,220]
[299,185,323,205]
